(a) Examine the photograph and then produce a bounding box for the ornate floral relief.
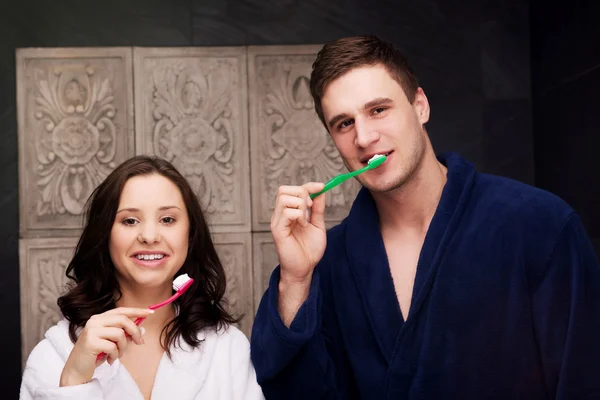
[216,246,240,314]
[260,242,278,290]
[214,240,252,336]
[256,55,360,222]
[20,240,75,366]
[35,249,71,338]
[148,59,239,217]
[32,65,118,217]
[251,233,279,313]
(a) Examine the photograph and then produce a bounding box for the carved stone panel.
[252,232,278,314]
[134,47,250,233]
[19,238,77,367]
[212,232,253,337]
[17,48,134,237]
[248,45,361,232]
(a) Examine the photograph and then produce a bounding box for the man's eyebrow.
[363,97,393,109]
[328,113,350,129]
[327,98,394,129]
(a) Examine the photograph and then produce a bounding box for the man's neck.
[372,150,448,235]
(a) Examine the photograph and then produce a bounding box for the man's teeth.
[365,152,391,163]
[135,254,164,260]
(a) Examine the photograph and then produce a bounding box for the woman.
[20,156,264,399]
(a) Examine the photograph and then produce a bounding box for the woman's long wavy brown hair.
[57,156,240,356]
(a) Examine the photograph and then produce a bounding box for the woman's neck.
[115,284,176,332]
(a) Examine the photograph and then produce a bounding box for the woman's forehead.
[118,174,185,210]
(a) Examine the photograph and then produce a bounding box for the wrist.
[60,368,92,387]
[279,270,313,289]
[277,275,312,328]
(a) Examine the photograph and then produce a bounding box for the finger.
[105,342,119,363]
[102,315,145,345]
[278,208,307,230]
[277,185,309,199]
[104,307,154,319]
[89,327,127,352]
[100,327,131,354]
[272,186,307,225]
[92,337,119,361]
[279,194,307,211]
[87,314,144,344]
[310,191,327,230]
[301,182,324,212]
[87,308,153,330]
[302,182,325,199]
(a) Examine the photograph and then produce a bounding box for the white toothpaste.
[368,154,384,163]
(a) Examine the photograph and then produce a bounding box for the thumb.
[309,193,326,230]
[303,181,325,196]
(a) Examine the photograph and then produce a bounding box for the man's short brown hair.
[309,35,420,128]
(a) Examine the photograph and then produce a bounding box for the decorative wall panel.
[213,232,254,337]
[134,47,250,232]
[17,48,134,237]
[19,238,77,366]
[252,232,278,311]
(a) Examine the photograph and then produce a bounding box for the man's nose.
[354,118,380,148]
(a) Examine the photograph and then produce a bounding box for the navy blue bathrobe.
[250,152,600,399]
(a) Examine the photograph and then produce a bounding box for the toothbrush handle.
[310,174,352,199]
[309,163,375,199]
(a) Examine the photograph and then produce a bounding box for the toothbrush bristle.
[367,154,387,168]
[172,273,192,291]
[368,154,384,163]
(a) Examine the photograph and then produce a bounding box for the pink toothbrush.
[96,273,194,362]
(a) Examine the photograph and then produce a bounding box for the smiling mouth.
[130,253,170,268]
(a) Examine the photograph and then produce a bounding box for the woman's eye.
[122,218,137,226]
[162,216,176,225]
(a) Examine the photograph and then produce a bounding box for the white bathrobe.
[20,320,265,399]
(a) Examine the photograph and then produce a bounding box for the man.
[250,35,600,399]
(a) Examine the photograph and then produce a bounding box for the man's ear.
[413,87,430,125]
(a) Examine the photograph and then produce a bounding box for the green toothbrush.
[310,154,387,199]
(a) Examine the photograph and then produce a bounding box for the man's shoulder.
[466,172,580,267]
[473,172,574,225]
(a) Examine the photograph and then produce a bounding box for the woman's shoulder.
[26,319,73,364]
[23,320,72,377]
[202,323,250,348]
[194,324,251,363]
[169,324,250,373]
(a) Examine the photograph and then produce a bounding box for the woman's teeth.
[135,254,164,260]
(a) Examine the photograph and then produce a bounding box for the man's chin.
[362,176,408,194]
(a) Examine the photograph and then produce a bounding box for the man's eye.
[339,119,354,129]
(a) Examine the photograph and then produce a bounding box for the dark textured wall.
[0,0,582,396]
[530,0,600,255]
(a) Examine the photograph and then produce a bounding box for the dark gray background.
[1,0,597,396]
